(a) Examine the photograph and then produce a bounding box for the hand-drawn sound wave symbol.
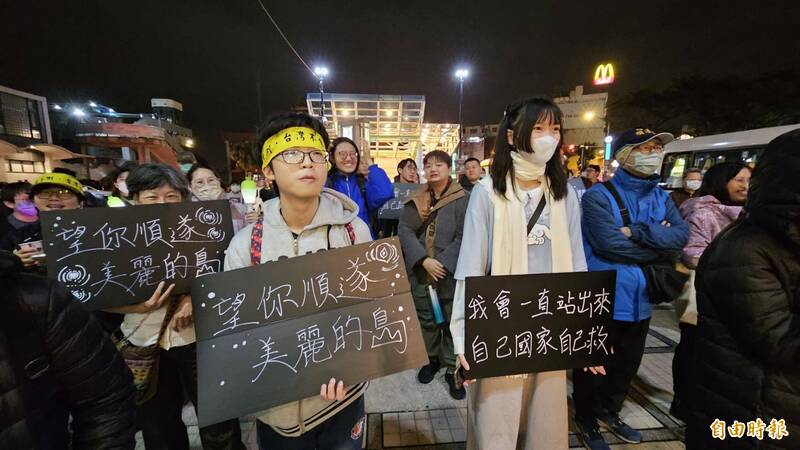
[367,242,400,271]
[196,208,223,226]
[57,265,93,303]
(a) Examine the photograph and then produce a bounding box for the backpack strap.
[345,222,356,245]
[249,215,264,266]
[602,181,632,226]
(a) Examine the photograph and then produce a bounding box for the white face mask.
[195,186,224,201]
[116,180,128,197]
[230,184,241,193]
[685,180,702,191]
[629,152,665,176]
[520,134,558,166]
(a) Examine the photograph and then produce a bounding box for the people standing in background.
[458,157,483,192]
[105,161,138,206]
[399,150,468,400]
[0,182,36,246]
[670,162,750,421]
[327,137,394,237]
[395,158,419,183]
[573,128,688,450]
[451,97,602,450]
[670,168,703,208]
[187,163,257,233]
[569,164,602,202]
[686,130,799,449]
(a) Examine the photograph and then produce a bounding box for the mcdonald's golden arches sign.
[593,63,615,86]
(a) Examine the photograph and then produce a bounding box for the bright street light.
[604,135,613,144]
[583,111,596,121]
[454,67,470,159]
[454,68,470,81]
[53,104,62,110]
[313,66,329,79]
[72,107,86,117]
[89,101,97,107]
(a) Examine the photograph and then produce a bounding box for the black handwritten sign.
[40,200,233,310]
[378,183,420,220]
[465,271,616,379]
[191,238,427,427]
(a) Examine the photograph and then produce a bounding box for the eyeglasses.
[35,189,76,200]
[636,143,664,154]
[278,150,328,165]
[335,151,358,161]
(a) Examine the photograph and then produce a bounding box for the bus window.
[661,153,689,188]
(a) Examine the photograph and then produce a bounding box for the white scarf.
[488,153,573,275]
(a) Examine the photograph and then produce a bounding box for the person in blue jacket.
[571,128,689,450]
[327,137,394,236]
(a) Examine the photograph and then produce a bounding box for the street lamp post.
[313,66,329,120]
[454,68,469,159]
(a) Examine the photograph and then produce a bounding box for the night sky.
[3,0,799,170]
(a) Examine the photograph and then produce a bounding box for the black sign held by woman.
[465,271,616,379]
[191,238,428,427]
[40,200,233,310]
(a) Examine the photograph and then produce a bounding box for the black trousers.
[137,343,244,450]
[671,322,696,419]
[572,318,651,422]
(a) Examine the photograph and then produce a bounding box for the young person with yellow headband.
[449,97,605,450]
[224,112,373,449]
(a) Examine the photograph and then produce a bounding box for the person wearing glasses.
[572,129,689,450]
[327,137,394,237]
[224,113,374,449]
[1,173,85,272]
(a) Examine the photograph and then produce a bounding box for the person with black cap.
[572,128,689,450]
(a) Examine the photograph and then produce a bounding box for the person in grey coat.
[398,150,468,400]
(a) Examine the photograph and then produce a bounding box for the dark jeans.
[137,343,244,450]
[572,318,651,422]
[671,322,696,419]
[256,395,366,450]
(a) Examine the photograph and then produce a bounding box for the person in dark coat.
[0,250,137,449]
[687,129,800,449]
[398,150,468,400]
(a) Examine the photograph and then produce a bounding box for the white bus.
[660,124,800,189]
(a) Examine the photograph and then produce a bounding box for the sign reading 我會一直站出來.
[377,183,421,220]
[465,271,616,379]
[190,237,427,427]
[40,200,233,310]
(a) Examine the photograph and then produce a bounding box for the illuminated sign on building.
[593,63,615,86]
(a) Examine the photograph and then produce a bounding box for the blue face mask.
[180,163,193,174]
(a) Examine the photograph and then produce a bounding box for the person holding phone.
[1,173,85,271]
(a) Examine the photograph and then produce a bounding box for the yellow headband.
[262,126,326,168]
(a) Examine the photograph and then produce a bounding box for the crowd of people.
[0,97,797,450]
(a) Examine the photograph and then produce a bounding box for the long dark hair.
[490,97,568,200]
[327,137,365,185]
[696,162,751,205]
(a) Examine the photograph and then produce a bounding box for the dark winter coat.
[0,251,137,449]
[690,129,800,449]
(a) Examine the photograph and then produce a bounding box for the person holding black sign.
[224,113,373,450]
[104,163,245,450]
[450,98,601,450]
[398,150,468,400]
[572,128,688,449]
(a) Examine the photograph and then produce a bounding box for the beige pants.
[466,370,568,450]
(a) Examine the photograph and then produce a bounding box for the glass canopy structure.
[306,93,459,170]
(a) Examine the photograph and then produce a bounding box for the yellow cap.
[32,172,85,198]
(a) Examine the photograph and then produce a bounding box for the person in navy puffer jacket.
[327,137,394,237]
[571,128,689,450]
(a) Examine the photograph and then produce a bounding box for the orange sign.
[593,63,615,86]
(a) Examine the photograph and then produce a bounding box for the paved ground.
[136,305,686,449]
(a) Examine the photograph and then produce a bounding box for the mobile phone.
[19,240,43,253]
[31,253,47,261]
[454,364,469,389]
